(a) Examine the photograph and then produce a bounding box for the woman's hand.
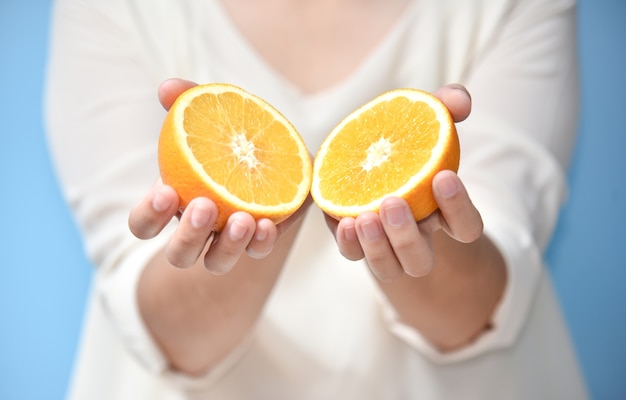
[128,78,309,275]
[325,84,483,281]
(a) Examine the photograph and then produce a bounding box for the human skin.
[130,0,506,377]
[129,77,505,375]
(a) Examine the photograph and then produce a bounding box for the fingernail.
[436,176,459,199]
[229,221,247,241]
[190,205,210,228]
[384,204,408,227]
[343,224,358,242]
[254,228,268,242]
[152,188,169,212]
[361,220,382,241]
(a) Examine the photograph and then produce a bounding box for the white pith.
[362,137,393,172]
[231,133,259,169]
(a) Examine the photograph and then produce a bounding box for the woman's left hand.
[324,84,483,281]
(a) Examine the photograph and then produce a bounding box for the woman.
[46,0,588,398]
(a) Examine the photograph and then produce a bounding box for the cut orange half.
[311,88,460,221]
[158,83,312,231]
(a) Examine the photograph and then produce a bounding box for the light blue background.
[1,0,624,399]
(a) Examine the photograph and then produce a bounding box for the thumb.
[158,78,198,111]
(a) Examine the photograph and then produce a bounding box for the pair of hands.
[129,79,483,281]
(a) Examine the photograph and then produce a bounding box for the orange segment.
[311,88,459,221]
[159,83,312,231]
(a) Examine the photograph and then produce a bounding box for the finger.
[433,84,471,123]
[379,197,435,277]
[432,170,483,243]
[246,218,278,259]
[165,197,218,268]
[204,212,256,274]
[158,78,198,110]
[336,217,365,261]
[129,182,179,239]
[355,212,403,282]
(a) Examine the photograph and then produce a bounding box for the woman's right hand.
[130,179,283,274]
[128,78,308,275]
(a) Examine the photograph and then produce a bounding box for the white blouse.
[45,0,588,398]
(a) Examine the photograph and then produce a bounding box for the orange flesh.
[317,98,439,206]
[183,92,305,205]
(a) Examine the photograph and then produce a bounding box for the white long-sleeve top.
[45,0,588,398]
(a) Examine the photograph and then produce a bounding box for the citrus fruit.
[311,88,459,221]
[158,83,312,231]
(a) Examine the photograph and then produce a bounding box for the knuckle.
[467,225,483,243]
[365,250,390,267]
[129,213,157,240]
[203,249,237,274]
[165,247,193,268]
[339,245,364,261]
[217,243,244,260]
[371,263,403,282]
[176,230,202,248]
[391,236,416,253]
[166,230,207,268]
[404,257,434,277]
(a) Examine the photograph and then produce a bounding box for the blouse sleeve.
[45,0,247,387]
[381,0,579,362]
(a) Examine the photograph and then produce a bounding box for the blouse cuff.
[379,212,542,363]
[96,222,250,389]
